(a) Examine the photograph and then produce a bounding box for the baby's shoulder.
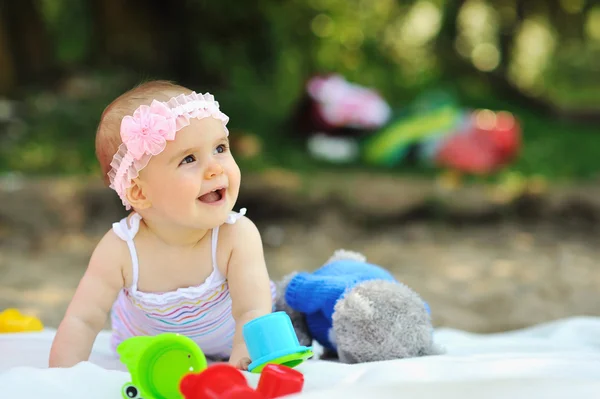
[89,227,130,270]
[218,214,261,244]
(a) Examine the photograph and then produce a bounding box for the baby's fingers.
[236,357,251,370]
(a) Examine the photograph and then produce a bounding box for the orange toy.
[0,308,44,333]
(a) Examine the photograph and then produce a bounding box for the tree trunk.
[0,13,15,95]
[0,0,54,93]
[88,0,187,76]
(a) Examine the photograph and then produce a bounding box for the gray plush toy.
[275,249,443,364]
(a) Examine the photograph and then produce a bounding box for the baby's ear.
[126,179,152,209]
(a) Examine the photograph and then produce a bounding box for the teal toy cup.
[243,312,313,373]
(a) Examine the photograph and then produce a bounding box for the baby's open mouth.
[198,188,225,203]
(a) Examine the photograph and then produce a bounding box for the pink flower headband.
[107,91,229,209]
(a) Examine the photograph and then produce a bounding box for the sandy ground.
[2,208,600,333]
[2,173,600,334]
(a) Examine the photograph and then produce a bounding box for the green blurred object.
[362,91,463,167]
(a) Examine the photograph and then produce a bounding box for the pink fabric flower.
[120,100,177,160]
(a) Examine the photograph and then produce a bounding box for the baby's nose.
[205,162,224,178]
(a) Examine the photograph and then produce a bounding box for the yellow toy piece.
[0,308,44,333]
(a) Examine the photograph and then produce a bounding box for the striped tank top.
[109,209,276,359]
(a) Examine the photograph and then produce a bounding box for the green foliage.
[1,0,599,182]
[39,0,92,64]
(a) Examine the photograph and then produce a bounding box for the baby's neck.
[139,215,210,248]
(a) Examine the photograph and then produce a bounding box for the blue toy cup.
[243,312,312,373]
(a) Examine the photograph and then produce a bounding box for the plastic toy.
[180,363,304,399]
[360,89,522,176]
[243,311,313,373]
[255,363,305,398]
[180,364,255,399]
[118,333,208,399]
[363,103,465,167]
[432,109,521,175]
[295,73,391,138]
[0,308,43,333]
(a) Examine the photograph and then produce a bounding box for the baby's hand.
[229,343,252,371]
[232,356,251,371]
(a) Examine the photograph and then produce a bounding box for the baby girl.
[49,80,276,369]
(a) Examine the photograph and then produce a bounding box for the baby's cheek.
[227,168,242,194]
[228,159,241,179]
[159,180,196,206]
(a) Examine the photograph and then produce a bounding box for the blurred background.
[1,0,600,333]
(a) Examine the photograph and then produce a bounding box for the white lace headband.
[107,91,229,209]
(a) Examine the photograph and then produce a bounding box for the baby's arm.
[226,216,273,369]
[49,230,125,367]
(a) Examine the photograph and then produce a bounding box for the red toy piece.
[180,364,249,399]
[180,363,305,399]
[256,364,305,398]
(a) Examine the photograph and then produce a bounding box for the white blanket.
[2,316,600,398]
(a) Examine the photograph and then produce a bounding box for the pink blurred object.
[306,74,391,132]
[435,110,521,174]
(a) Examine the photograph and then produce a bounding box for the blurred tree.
[0,0,54,94]
[1,0,598,117]
[0,13,15,94]
[1,0,599,178]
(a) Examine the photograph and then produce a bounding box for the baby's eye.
[180,154,196,165]
[214,144,228,155]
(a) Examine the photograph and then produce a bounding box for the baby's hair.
[95,80,192,185]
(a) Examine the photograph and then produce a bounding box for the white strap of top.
[211,226,220,275]
[111,209,247,292]
[212,208,246,276]
[112,213,142,293]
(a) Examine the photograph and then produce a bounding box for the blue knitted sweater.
[284,259,396,351]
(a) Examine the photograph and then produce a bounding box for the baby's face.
[138,117,241,229]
